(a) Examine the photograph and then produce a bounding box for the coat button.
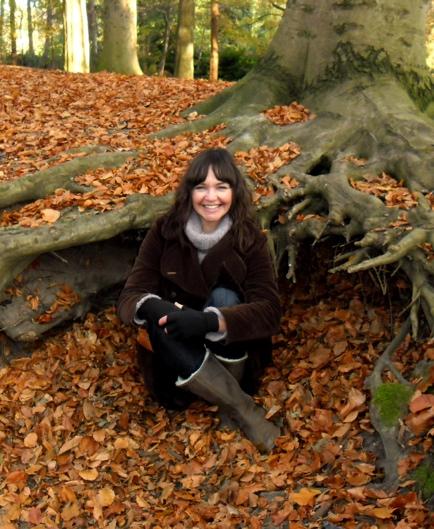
[169,291,177,299]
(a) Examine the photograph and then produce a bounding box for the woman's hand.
[137,298,179,324]
[159,308,219,339]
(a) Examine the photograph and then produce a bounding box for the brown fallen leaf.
[290,487,321,506]
[23,432,38,448]
[79,468,99,481]
[41,208,61,223]
[97,487,115,507]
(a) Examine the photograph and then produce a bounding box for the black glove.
[164,308,219,340]
[136,298,179,325]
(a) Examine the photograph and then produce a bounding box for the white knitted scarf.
[184,212,232,263]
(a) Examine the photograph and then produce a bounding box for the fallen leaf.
[79,469,99,481]
[24,432,38,448]
[41,208,60,223]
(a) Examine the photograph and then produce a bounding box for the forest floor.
[0,66,433,529]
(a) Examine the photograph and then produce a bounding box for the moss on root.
[412,459,434,500]
[372,383,414,427]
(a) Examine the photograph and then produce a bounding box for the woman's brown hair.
[163,148,257,251]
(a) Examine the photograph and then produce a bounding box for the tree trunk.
[174,0,194,79]
[9,0,17,64]
[64,0,90,73]
[158,7,173,76]
[0,0,5,61]
[43,0,54,67]
[209,0,219,81]
[87,0,98,70]
[26,0,34,57]
[98,0,143,75]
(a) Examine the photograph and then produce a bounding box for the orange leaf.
[290,488,321,506]
[79,469,99,481]
[27,507,42,524]
[409,394,434,413]
[61,502,80,522]
[97,487,115,507]
[367,507,396,519]
[41,208,60,223]
[24,432,38,448]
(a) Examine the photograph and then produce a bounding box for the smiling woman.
[117,148,282,452]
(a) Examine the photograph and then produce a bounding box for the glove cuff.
[204,311,219,333]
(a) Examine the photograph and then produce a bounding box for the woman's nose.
[205,187,217,199]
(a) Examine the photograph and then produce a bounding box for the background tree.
[209,0,219,80]
[9,0,17,63]
[26,0,34,57]
[174,0,194,78]
[87,0,99,70]
[0,0,5,60]
[64,0,90,72]
[98,0,142,75]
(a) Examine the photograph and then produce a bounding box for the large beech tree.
[98,0,143,75]
[0,0,433,489]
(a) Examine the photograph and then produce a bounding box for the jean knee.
[206,287,240,308]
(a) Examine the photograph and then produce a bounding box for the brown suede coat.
[117,216,281,406]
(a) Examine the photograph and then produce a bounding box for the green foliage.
[412,459,434,500]
[195,46,260,81]
[372,383,413,427]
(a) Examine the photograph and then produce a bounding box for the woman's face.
[191,166,233,233]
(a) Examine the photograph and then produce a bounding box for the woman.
[117,148,281,452]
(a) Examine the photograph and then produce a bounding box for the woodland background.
[0,1,287,79]
[0,1,434,528]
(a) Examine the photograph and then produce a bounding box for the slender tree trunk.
[64,0,90,73]
[9,0,17,64]
[87,0,98,70]
[43,0,54,67]
[27,0,34,57]
[98,0,142,75]
[209,0,219,81]
[0,0,5,61]
[175,0,194,79]
[158,9,172,76]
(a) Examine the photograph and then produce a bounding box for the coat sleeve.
[116,221,164,325]
[219,234,281,343]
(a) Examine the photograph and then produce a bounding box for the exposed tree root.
[0,150,136,208]
[365,319,413,489]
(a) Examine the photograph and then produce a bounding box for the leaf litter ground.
[0,66,433,528]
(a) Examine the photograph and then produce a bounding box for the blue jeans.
[205,286,240,309]
[205,287,245,361]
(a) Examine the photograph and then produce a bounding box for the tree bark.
[9,0,17,64]
[26,0,34,57]
[87,0,98,70]
[174,0,194,79]
[209,0,219,81]
[98,0,143,75]
[64,0,90,73]
[43,0,54,67]
[158,6,174,76]
[0,0,4,60]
